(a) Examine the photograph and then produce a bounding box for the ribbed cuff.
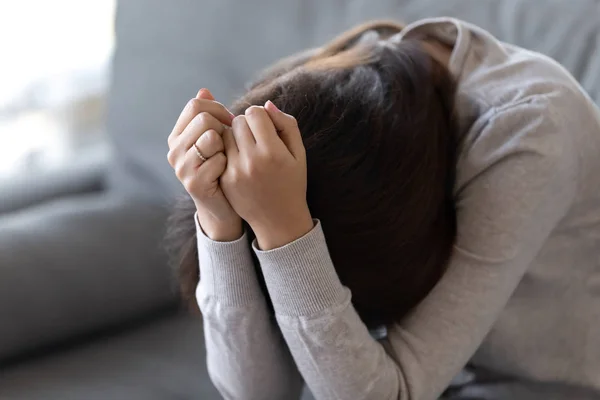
[252,220,347,317]
[195,213,263,306]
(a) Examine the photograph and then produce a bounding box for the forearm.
[275,298,404,400]
[195,214,303,400]
[199,296,303,400]
[254,221,405,400]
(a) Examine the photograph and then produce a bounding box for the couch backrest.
[105,0,600,202]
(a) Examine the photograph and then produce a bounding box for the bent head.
[167,20,459,328]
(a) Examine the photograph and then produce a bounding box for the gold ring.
[193,143,208,162]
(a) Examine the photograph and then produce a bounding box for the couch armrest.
[0,193,178,362]
[0,146,108,215]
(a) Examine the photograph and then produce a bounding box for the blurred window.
[0,0,116,177]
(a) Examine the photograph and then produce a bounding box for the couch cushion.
[0,312,217,399]
[0,193,176,361]
[105,0,600,202]
[0,148,107,215]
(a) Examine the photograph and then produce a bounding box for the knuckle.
[187,98,201,115]
[166,150,175,165]
[245,105,263,116]
[288,114,298,127]
[174,164,185,180]
[201,129,220,147]
[259,149,278,164]
[224,166,240,183]
[256,152,272,165]
[182,177,197,194]
[196,111,212,126]
[232,115,244,125]
[246,160,260,177]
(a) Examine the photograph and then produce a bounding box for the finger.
[231,115,256,152]
[194,129,224,160]
[169,98,234,140]
[179,112,225,151]
[222,127,239,159]
[196,152,227,186]
[196,88,215,100]
[195,90,238,129]
[183,130,222,171]
[175,142,206,182]
[183,141,206,171]
[264,100,305,159]
[244,106,280,146]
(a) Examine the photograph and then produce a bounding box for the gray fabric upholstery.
[0,193,176,361]
[106,0,600,202]
[444,380,600,400]
[0,154,106,215]
[0,313,218,400]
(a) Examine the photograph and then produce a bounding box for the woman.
[165,18,600,399]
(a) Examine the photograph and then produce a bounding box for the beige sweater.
[195,17,600,400]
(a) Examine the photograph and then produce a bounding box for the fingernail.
[265,100,280,112]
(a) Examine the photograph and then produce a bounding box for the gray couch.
[1,1,598,399]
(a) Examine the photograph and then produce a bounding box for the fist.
[167,89,242,241]
[221,101,314,250]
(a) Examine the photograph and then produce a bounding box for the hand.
[221,101,314,250]
[167,89,243,241]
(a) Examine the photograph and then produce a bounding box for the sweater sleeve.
[252,102,578,400]
[194,213,304,400]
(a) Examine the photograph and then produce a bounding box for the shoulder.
[458,93,579,186]
[453,97,580,261]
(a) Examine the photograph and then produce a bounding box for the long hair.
[165,20,459,329]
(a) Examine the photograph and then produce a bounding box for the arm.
[252,104,577,399]
[195,213,304,400]
[166,89,303,398]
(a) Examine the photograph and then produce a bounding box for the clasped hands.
[167,89,314,250]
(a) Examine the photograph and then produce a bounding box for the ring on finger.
[193,143,208,162]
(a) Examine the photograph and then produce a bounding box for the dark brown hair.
[165,20,458,329]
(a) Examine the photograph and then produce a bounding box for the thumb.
[196,88,215,100]
[264,100,305,159]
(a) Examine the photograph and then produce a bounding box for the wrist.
[252,208,314,251]
[196,209,243,242]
